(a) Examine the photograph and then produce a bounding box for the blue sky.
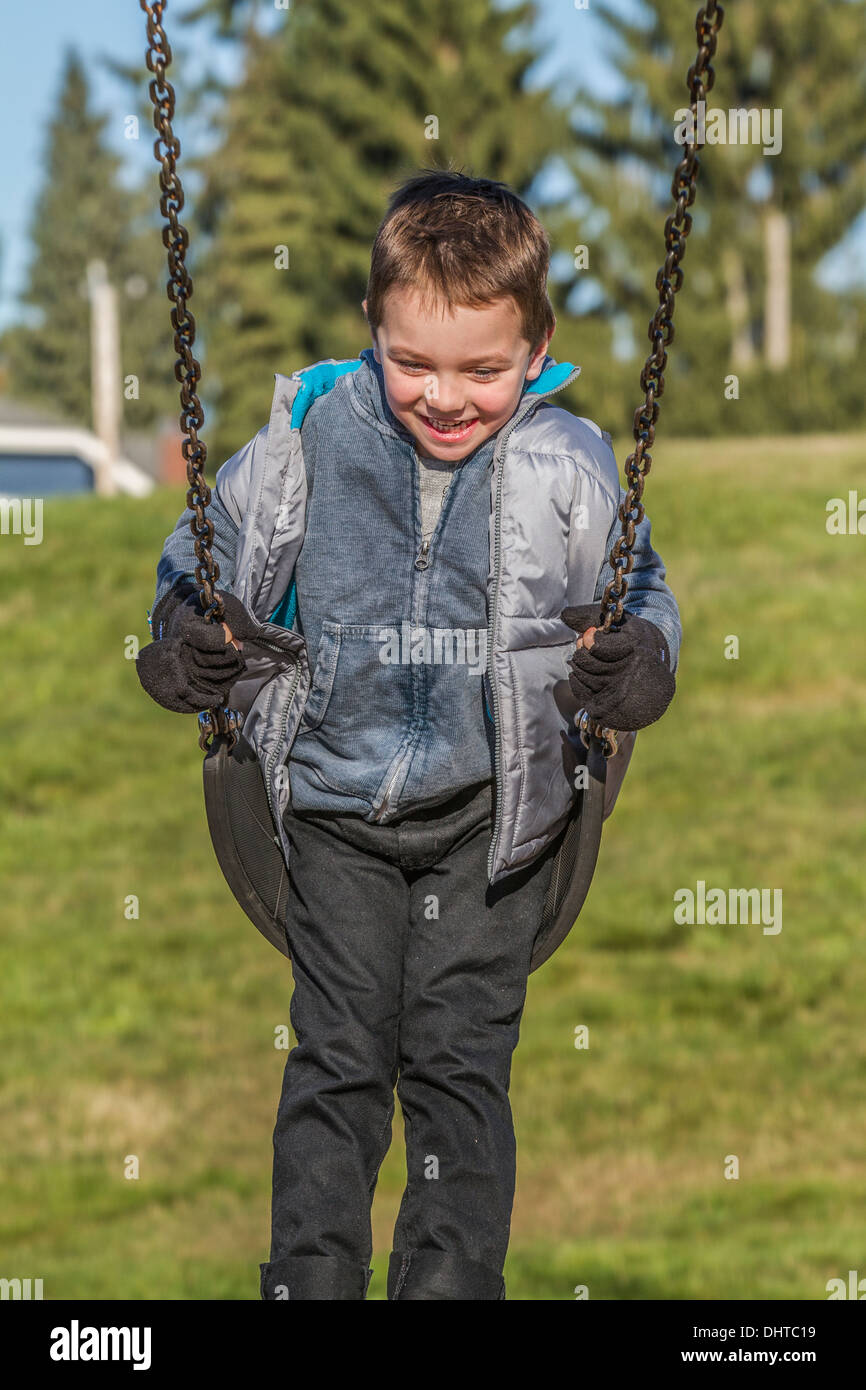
[0,0,632,334]
[1,0,862,334]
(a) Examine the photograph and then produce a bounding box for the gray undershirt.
[416,451,461,543]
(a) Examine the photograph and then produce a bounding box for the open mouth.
[418,413,479,442]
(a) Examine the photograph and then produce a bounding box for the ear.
[524,320,556,382]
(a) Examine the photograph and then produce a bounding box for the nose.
[424,374,466,417]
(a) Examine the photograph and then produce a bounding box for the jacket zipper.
[372,758,404,823]
[486,366,582,880]
[374,544,427,819]
[372,449,441,819]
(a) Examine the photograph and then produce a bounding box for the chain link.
[140,1,237,751]
[583,1,725,757]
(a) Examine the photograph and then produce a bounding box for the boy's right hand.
[136,588,256,714]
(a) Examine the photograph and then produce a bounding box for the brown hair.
[365,169,555,350]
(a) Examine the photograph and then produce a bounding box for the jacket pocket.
[289,620,412,802]
[297,620,341,732]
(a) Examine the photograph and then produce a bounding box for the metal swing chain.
[140,0,239,751]
[579,0,725,760]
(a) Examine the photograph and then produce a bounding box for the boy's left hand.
[561,603,676,731]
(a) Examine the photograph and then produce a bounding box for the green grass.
[1,431,864,1300]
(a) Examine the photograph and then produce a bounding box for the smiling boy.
[369,290,547,453]
[137,169,681,1300]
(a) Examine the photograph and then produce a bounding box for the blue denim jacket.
[286,348,497,819]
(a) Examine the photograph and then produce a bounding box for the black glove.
[162,587,258,647]
[561,602,675,731]
[146,577,199,642]
[136,586,256,714]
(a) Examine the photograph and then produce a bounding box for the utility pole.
[722,247,755,370]
[86,259,120,496]
[764,209,791,371]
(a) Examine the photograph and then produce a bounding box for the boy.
[137,170,680,1300]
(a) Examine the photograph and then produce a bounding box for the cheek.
[382,371,424,413]
[479,381,523,421]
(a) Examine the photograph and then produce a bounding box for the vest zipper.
[255,636,297,655]
[264,660,302,841]
[415,538,430,569]
[244,615,305,842]
[486,365,582,881]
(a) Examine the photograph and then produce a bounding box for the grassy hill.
[1,431,864,1300]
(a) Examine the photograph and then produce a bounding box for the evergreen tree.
[561,0,866,435]
[185,0,569,462]
[1,49,177,431]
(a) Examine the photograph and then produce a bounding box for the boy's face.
[364,287,553,460]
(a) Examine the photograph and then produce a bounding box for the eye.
[396,359,428,372]
[472,368,499,380]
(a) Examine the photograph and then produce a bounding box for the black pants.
[259,779,560,1301]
